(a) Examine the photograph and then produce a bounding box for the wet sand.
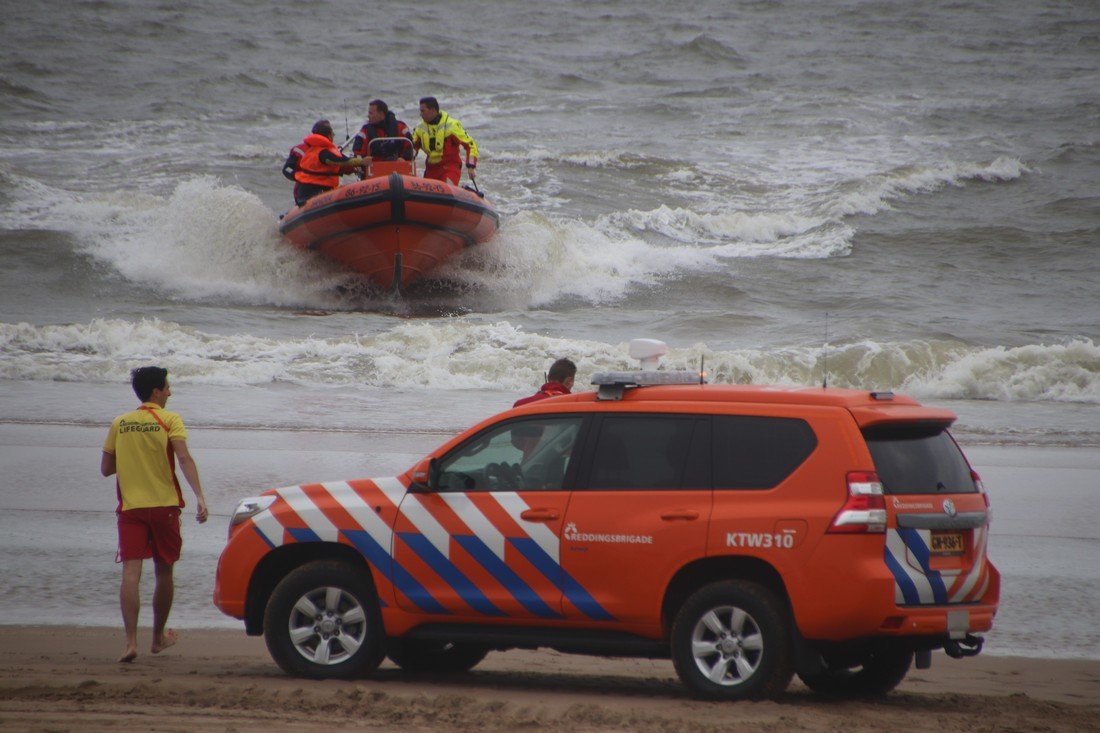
[1,626,1097,732]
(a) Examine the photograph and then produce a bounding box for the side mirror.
[428,457,441,491]
[408,457,441,493]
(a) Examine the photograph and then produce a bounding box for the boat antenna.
[699,353,706,384]
[822,311,829,389]
[338,99,356,152]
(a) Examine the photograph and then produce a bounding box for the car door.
[392,414,586,620]
[560,414,712,624]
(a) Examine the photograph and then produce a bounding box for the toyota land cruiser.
[213,340,998,700]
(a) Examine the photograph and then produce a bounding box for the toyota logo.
[942,499,957,517]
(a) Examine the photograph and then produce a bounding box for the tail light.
[828,471,886,533]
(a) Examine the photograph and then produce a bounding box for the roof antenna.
[822,311,829,389]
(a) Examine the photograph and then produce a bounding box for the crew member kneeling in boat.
[412,97,479,186]
[291,119,365,206]
[351,99,413,164]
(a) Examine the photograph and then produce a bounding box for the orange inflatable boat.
[279,139,499,292]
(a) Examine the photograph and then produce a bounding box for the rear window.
[863,424,975,495]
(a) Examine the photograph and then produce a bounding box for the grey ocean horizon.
[1,0,1098,661]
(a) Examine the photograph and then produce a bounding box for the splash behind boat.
[278,138,499,292]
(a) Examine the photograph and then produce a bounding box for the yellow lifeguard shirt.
[103,402,188,511]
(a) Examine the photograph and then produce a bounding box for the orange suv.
[213,342,998,700]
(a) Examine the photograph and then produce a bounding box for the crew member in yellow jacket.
[412,96,479,186]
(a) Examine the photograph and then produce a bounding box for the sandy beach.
[1,626,1097,732]
[2,430,1098,733]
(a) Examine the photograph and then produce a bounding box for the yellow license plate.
[931,531,965,556]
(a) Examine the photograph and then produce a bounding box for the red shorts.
[117,506,182,564]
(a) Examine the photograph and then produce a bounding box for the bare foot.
[151,629,178,655]
[118,648,137,663]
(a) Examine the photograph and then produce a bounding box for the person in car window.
[100,366,208,664]
[514,358,576,407]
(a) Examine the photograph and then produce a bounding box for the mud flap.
[792,626,826,676]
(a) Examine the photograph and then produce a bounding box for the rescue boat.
[278,138,499,292]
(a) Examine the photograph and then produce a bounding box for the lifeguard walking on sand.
[101,366,208,663]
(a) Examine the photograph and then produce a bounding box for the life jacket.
[413,111,478,167]
[293,133,341,188]
[353,113,412,159]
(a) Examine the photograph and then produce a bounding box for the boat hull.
[278,173,499,290]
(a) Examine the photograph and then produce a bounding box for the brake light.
[829,471,886,533]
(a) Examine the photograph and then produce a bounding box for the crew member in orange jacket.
[514,358,577,407]
[412,97,479,186]
[291,119,365,206]
[352,99,413,163]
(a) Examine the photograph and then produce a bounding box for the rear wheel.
[670,581,794,701]
[264,560,385,679]
[387,638,489,674]
[798,647,913,697]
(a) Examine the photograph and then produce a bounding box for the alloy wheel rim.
[690,604,764,686]
[287,585,368,665]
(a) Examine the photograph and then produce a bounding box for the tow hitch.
[944,634,984,658]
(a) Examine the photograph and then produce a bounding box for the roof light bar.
[591,371,703,386]
[591,339,705,399]
[591,370,705,400]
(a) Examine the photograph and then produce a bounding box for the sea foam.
[2,320,1096,405]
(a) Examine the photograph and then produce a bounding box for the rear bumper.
[867,603,997,639]
[792,543,1001,641]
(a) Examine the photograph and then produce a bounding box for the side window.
[713,415,817,489]
[438,416,584,492]
[586,416,707,490]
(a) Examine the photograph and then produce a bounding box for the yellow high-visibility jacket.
[413,111,479,167]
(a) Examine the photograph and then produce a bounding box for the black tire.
[387,638,490,674]
[670,581,794,701]
[264,560,385,679]
[797,647,913,697]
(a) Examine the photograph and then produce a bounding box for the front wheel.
[797,647,913,697]
[670,580,794,701]
[264,560,385,679]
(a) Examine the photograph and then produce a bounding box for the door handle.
[520,508,560,522]
[660,510,700,521]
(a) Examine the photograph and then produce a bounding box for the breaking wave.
[3,319,1096,405]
